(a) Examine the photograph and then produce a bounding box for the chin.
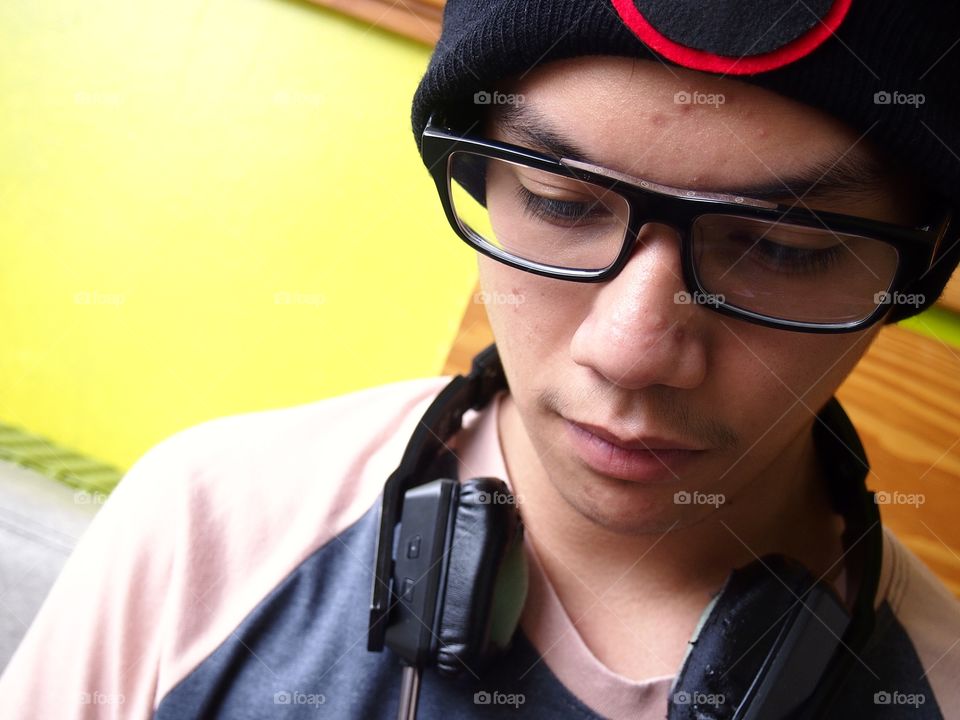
[556,472,709,536]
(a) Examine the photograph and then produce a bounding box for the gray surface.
[0,461,99,670]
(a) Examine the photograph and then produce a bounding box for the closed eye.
[515,184,617,227]
[730,232,845,275]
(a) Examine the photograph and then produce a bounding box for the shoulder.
[112,376,454,707]
[0,377,455,719]
[103,375,456,567]
[116,374,456,596]
[132,376,452,481]
[875,526,960,710]
[120,376,453,525]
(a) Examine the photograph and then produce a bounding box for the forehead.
[489,56,889,210]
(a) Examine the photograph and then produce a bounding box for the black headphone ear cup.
[668,555,849,719]
[435,478,527,676]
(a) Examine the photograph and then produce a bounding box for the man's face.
[479,57,915,534]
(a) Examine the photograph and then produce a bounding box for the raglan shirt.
[1,377,958,719]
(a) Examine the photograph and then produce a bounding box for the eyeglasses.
[421,116,949,333]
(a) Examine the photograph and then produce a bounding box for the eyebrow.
[491,103,891,205]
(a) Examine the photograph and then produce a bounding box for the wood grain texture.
[306,0,442,44]
[835,322,960,596]
[442,287,495,377]
[444,284,960,595]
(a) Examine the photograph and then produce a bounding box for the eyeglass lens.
[448,152,899,325]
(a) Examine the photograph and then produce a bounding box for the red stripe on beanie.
[610,0,853,74]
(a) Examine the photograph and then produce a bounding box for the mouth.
[564,418,706,483]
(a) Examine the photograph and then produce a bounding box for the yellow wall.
[0,0,477,469]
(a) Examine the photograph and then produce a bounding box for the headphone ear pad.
[435,478,527,676]
[668,555,845,719]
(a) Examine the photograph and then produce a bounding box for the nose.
[570,223,708,391]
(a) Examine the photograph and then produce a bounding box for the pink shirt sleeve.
[0,377,450,719]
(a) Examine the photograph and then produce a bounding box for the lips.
[564,418,705,483]
[569,420,704,452]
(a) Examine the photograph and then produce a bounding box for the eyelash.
[511,180,850,276]
[515,185,608,224]
[734,234,845,275]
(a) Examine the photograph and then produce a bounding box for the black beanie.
[411,0,960,322]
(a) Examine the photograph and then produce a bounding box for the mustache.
[539,385,740,451]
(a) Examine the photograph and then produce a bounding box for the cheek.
[478,257,588,359]
[714,324,877,437]
[770,331,874,401]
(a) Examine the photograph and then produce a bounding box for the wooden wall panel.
[307,0,443,44]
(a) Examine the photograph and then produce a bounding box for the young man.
[2,1,959,718]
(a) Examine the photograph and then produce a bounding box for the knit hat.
[411,0,960,322]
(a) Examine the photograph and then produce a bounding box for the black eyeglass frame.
[421,116,949,333]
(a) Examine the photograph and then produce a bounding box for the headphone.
[368,344,883,720]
